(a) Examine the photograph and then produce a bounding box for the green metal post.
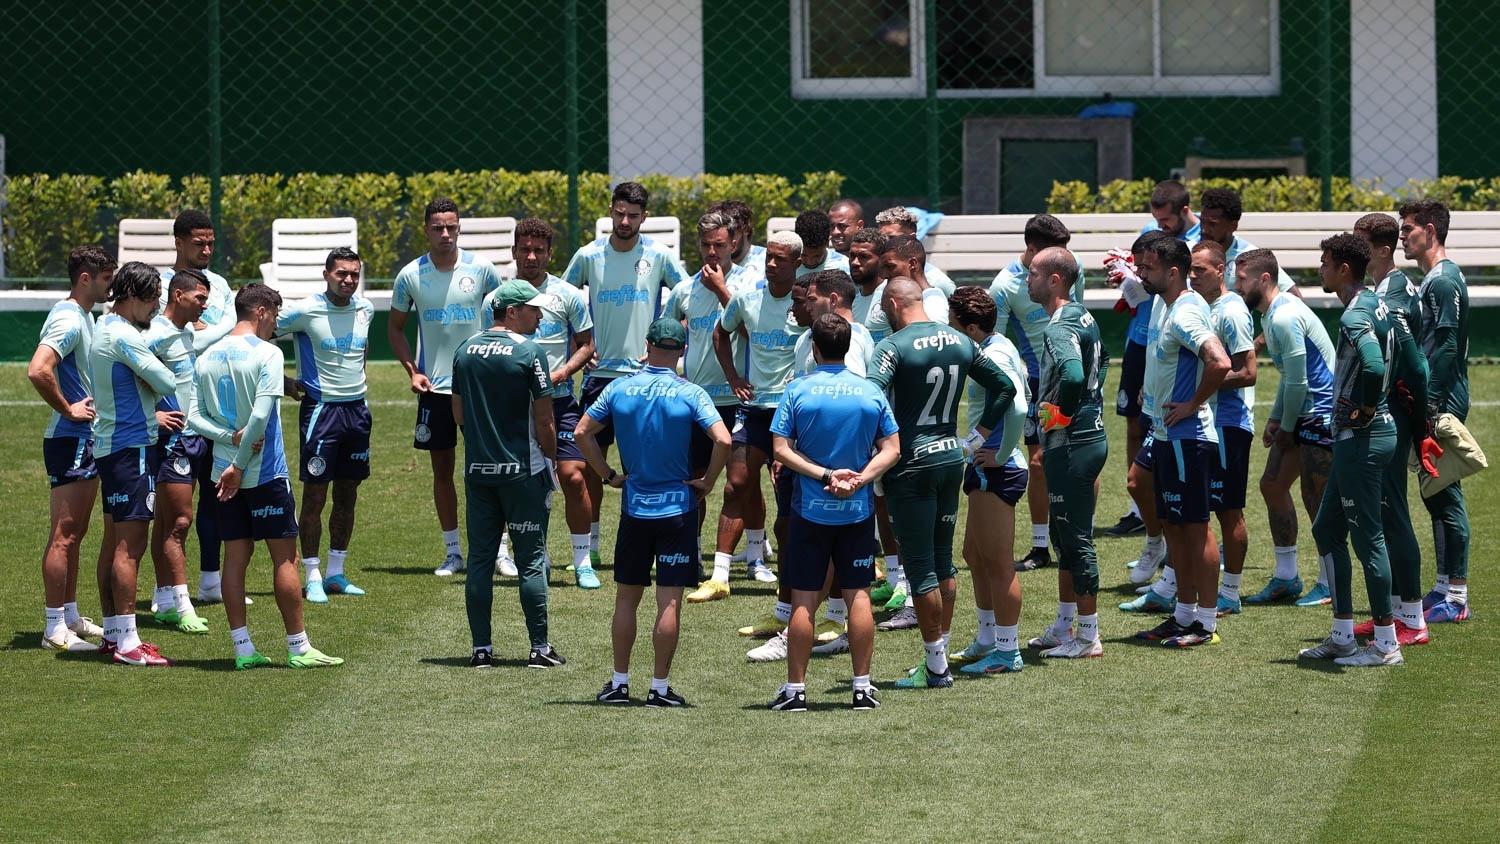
[208,0,223,269]
[1318,0,1333,211]
[565,0,580,255]
[924,0,939,209]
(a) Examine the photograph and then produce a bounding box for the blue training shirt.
[1128,217,1202,345]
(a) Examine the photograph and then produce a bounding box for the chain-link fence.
[2,0,1497,281]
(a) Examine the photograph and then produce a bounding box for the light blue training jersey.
[1130,218,1202,346]
[721,285,798,409]
[1145,290,1219,443]
[990,255,1086,374]
[160,267,236,354]
[585,365,722,519]
[664,264,759,407]
[89,313,178,455]
[276,292,374,402]
[1207,290,1255,433]
[795,249,851,279]
[391,250,502,394]
[966,332,1030,469]
[192,333,289,488]
[794,318,875,377]
[770,364,898,525]
[1263,290,1335,426]
[563,235,687,378]
[1223,235,1296,293]
[480,274,591,399]
[38,299,96,439]
[143,314,198,443]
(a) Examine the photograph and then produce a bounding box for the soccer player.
[29,245,114,651]
[1237,249,1337,606]
[947,286,1029,675]
[1019,249,1112,658]
[873,206,956,293]
[1299,234,1416,666]
[828,198,865,257]
[388,197,503,576]
[869,278,1018,688]
[89,262,180,665]
[276,247,375,603]
[451,281,564,669]
[988,214,1084,570]
[1186,242,1258,615]
[1130,237,1230,648]
[1354,213,1432,642]
[877,234,950,324]
[1196,187,1299,295]
[716,199,767,275]
[190,283,343,670]
[582,318,731,707]
[1399,199,1472,623]
[793,209,850,276]
[849,228,889,339]
[768,314,900,711]
[144,269,211,634]
[565,182,688,566]
[481,219,598,586]
[796,270,875,375]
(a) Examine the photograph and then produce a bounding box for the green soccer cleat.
[175,610,209,634]
[287,647,345,669]
[869,579,895,606]
[947,638,996,667]
[882,586,910,613]
[234,651,272,671]
[893,662,953,689]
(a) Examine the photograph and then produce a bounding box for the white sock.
[286,630,311,656]
[172,584,193,615]
[852,674,873,691]
[825,598,847,625]
[327,549,347,579]
[1435,573,1450,594]
[153,585,173,613]
[1196,604,1218,633]
[499,533,511,557]
[712,552,732,583]
[102,615,120,644]
[1054,601,1077,635]
[302,557,322,583]
[1398,600,1426,629]
[118,614,141,653]
[774,601,793,624]
[976,608,997,646]
[940,630,950,651]
[570,534,592,569]
[589,522,601,553]
[1077,613,1099,643]
[1331,617,1355,646]
[1128,500,1141,519]
[44,606,66,639]
[885,555,904,586]
[442,529,461,558]
[924,639,948,675]
[612,670,629,689]
[1031,524,1049,549]
[995,624,1019,651]
[1145,534,1165,556]
[1316,553,1331,588]
[1219,571,1242,602]
[904,591,915,608]
[200,571,221,592]
[231,626,255,658]
[1174,601,1197,628]
[785,681,806,694]
[1151,565,1178,599]
[1448,583,1468,606]
[746,529,766,564]
[1273,545,1299,580]
[63,602,81,626]
[1373,623,1399,653]
[650,676,669,694]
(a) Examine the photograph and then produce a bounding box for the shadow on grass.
[418,655,530,668]
[167,657,245,672]
[1269,656,1347,674]
[1105,634,1168,649]
[5,630,44,650]
[545,699,697,709]
[363,566,440,576]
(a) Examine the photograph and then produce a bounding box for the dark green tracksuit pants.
[1314,417,1396,617]
[1042,437,1108,596]
[1382,406,1423,601]
[464,471,552,649]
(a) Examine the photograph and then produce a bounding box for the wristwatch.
[821,468,833,485]
[605,468,618,483]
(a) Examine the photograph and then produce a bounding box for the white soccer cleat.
[747,631,789,663]
[1128,543,1166,585]
[811,632,850,656]
[434,554,465,577]
[747,562,778,583]
[496,547,519,578]
[1041,637,1103,659]
[67,616,104,638]
[196,585,252,605]
[42,629,99,652]
[1027,627,1072,650]
[1333,643,1403,667]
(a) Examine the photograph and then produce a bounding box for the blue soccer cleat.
[323,574,365,596]
[960,649,1023,675]
[1294,582,1332,607]
[1215,594,1242,616]
[1424,599,1471,624]
[303,579,328,605]
[1243,576,1303,605]
[1119,590,1176,613]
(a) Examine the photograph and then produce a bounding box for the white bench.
[117,219,177,271]
[457,216,518,277]
[594,216,681,260]
[258,217,359,298]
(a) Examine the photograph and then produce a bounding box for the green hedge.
[1048,176,1500,214]
[1,169,845,280]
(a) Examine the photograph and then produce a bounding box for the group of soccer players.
[30,180,1475,708]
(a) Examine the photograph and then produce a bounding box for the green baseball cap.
[490,279,550,314]
[645,316,687,350]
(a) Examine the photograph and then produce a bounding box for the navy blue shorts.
[1023,376,1042,446]
[301,397,372,482]
[784,514,877,592]
[43,436,97,488]
[1210,426,1254,513]
[1152,438,1214,524]
[615,509,700,588]
[414,391,458,452]
[216,477,298,541]
[1294,415,1335,450]
[774,460,797,514]
[553,394,585,463]
[735,406,775,456]
[1116,340,1147,418]
[962,460,1028,506]
[580,376,617,449]
[98,446,159,522]
[1133,417,1156,471]
[691,405,740,474]
[156,433,212,485]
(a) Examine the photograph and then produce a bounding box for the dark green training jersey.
[451,328,552,484]
[868,321,1016,475]
[1376,268,1429,420]
[1332,289,1391,432]
[1038,302,1107,450]
[1417,259,1469,419]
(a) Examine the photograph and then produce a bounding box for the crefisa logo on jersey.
[467,340,515,358]
[307,456,327,477]
[457,275,476,294]
[913,334,960,351]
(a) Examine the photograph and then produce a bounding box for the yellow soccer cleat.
[737,613,785,638]
[686,579,731,604]
[814,619,846,644]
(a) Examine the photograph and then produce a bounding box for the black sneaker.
[1014,546,1052,572]
[596,681,631,704]
[1135,617,1188,641]
[851,687,881,710]
[645,687,687,708]
[1102,513,1146,537]
[527,646,566,668]
[768,687,808,712]
[876,606,919,631]
[469,648,496,668]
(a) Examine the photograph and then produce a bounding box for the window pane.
[1161,0,1272,76]
[1044,0,1152,76]
[803,0,912,80]
[936,0,1034,89]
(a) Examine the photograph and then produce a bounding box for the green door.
[1001,139,1097,213]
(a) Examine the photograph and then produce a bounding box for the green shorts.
[1042,437,1107,595]
[880,462,964,596]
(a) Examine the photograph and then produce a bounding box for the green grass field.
[2,361,1495,842]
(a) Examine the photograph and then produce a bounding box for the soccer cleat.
[1424,600,1470,624]
[882,586,910,613]
[1041,637,1103,658]
[768,687,809,712]
[114,643,171,667]
[747,562,778,583]
[1334,643,1404,667]
[876,606,919,631]
[1397,622,1431,646]
[1014,546,1052,572]
[168,610,210,634]
[1298,636,1358,660]
[303,579,329,605]
[869,579,895,605]
[1421,588,1447,611]
[1243,576,1304,605]
[323,574,366,596]
[196,585,252,605]
[961,648,1024,675]
[469,649,496,669]
[1162,622,1221,647]
[42,629,99,652]
[1103,512,1147,537]
[1027,627,1071,649]
[738,614,785,638]
[434,554,465,577]
[1295,582,1332,607]
[497,552,519,579]
[686,580,730,603]
[527,646,566,668]
[948,638,997,667]
[1135,618,1188,641]
[574,565,602,590]
[811,632,849,656]
[747,631,789,663]
[1119,590,1176,613]
[1215,594,1242,616]
[645,687,687,708]
[234,651,272,671]
[287,647,344,669]
[67,616,104,638]
[814,619,845,644]
[1127,544,1167,585]
[893,663,954,689]
[597,682,631,704]
[851,687,881,710]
